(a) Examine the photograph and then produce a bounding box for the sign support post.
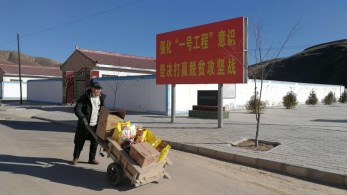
[218,84,223,128]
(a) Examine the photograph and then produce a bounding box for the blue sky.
[0,0,346,64]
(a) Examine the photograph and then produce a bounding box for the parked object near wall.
[189,90,229,119]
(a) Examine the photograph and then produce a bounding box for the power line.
[0,0,38,20]
[0,0,142,47]
[0,0,19,17]
[23,0,142,38]
[0,0,39,47]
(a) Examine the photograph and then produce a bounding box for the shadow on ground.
[1,101,74,113]
[0,120,75,133]
[313,119,347,123]
[0,154,134,191]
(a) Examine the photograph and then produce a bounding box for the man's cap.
[90,80,102,89]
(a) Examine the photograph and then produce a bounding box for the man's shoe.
[88,159,99,165]
[72,158,79,165]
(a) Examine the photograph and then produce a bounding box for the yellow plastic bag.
[112,121,130,141]
[157,141,171,162]
[145,129,162,147]
[136,129,147,142]
[144,129,154,143]
[141,128,170,161]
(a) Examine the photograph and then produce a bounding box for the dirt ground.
[235,139,277,151]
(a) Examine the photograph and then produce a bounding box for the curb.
[166,141,347,189]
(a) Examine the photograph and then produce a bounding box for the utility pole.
[17,33,23,105]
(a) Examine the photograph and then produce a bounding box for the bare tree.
[102,72,124,110]
[249,19,299,146]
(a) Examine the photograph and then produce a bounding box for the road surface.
[0,109,345,195]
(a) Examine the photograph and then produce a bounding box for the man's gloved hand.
[82,117,89,128]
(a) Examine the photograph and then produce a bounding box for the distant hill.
[249,39,347,87]
[0,50,61,67]
[2,40,347,87]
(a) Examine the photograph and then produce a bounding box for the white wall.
[3,76,58,82]
[27,79,63,104]
[98,70,149,77]
[1,82,27,100]
[25,77,345,114]
[223,80,344,110]
[173,84,218,114]
[98,77,344,113]
[96,76,168,114]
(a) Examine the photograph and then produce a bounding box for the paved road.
[1,106,346,195]
[1,102,347,188]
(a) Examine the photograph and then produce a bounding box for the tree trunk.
[255,113,260,147]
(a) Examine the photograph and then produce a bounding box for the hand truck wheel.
[106,162,123,186]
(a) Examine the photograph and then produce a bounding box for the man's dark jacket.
[74,89,106,139]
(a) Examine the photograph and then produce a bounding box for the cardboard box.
[96,106,125,140]
[130,142,160,167]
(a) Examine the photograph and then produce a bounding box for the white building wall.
[27,79,63,104]
[98,70,150,77]
[1,82,27,100]
[223,80,344,110]
[173,84,218,114]
[25,77,345,114]
[3,76,58,82]
[97,76,168,114]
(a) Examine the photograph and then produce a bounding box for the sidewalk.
[2,102,347,188]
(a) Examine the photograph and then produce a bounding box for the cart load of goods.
[95,107,171,168]
[113,121,171,167]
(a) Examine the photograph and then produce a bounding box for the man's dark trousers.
[73,125,98,161]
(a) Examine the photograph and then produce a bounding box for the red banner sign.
[156,17,246,84]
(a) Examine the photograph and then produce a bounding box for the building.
[60,47,156,104]
[0,64,61,82]
[0,63,61,101]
